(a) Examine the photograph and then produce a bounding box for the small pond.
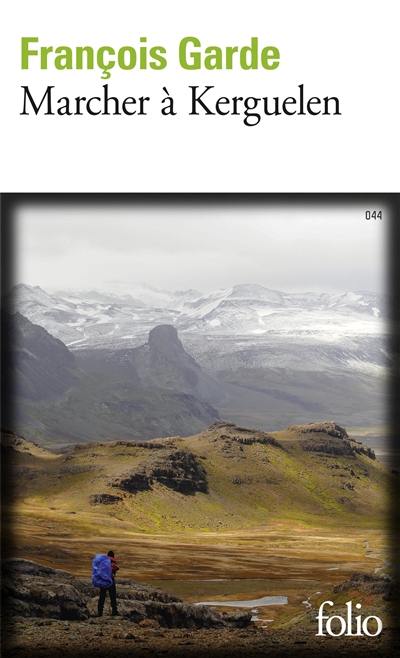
[196,595,288,608]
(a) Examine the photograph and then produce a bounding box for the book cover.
[1,3,399,658]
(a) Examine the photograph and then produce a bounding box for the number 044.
[365,210,382,220]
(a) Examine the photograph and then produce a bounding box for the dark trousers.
[98,580,117,615]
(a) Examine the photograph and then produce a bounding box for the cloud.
[14,201,386,294]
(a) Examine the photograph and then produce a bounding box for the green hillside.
[6,421,389,536]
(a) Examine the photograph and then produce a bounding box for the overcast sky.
[14,201,387,294]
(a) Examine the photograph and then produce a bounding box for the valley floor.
[5,514,389,630]
[4,513,396,657]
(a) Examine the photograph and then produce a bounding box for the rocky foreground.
[3,559,397,658]
[3,558,250,628]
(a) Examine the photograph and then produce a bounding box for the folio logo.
[316,600,383,637]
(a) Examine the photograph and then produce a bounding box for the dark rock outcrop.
[209,422,283,450]
[142,600,251,629]
[289,421,349,440]
[111,450,208,496]
[150,450,208,495]
[352,444,376,460]
[111,469,152,494]
[110,440,168,450]
[3,559,251,629]
[3,560,91,621]
[301,438,355,457]
[115,580,181,604]
[293,421,376,460]
[333,572,392,598]
[233,435,282,448]
[89,493,122,505]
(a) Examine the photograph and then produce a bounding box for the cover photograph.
[1,194,399,657]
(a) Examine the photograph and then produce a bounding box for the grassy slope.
[9,423,389,537]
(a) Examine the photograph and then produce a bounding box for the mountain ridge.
[7,282,385,351]
[6,314,220,446]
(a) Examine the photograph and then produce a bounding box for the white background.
[0,0,399,192]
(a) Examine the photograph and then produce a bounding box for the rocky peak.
[148,325,183,352]
[3,312,77,402]
[128,324,222,407]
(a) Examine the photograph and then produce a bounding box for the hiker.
[92,550,119,617]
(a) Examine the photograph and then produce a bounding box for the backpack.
[92,554,113,588]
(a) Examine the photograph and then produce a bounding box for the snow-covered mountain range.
[9,282,385,352]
